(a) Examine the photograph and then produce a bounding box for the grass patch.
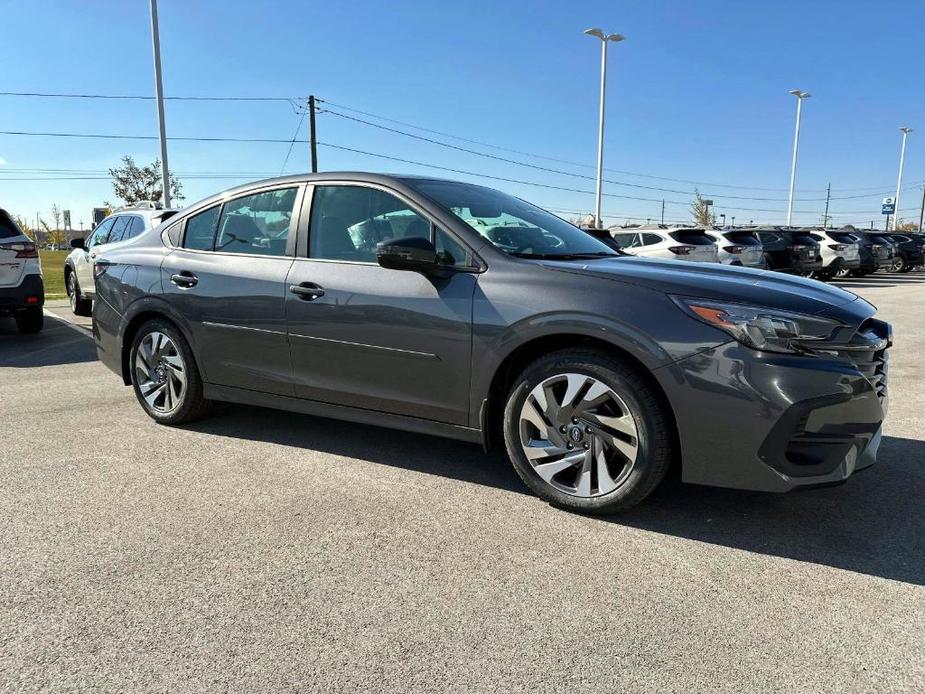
[39,250,70,299]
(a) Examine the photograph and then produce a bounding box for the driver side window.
[309,185,431,263]
[88,218,116,248]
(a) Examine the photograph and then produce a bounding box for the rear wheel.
[67,271,93,316]
[834,266,851,279]
[503,349,673,514]
[889,257,904,273]
[15,307,43,334]
[129,319,211,425]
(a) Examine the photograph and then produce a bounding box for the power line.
[0,90,299,102]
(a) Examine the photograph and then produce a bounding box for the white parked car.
[0,208,44,333]
[64,204,178,316]
[706,228,765,267]
[810,230,861,280]
[610,225,720,263]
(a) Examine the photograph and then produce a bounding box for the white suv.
[0,208,44,333]
[810,229,861,280]
[706,228,765,267]
[64,205,177,315]
[610,225,720,263]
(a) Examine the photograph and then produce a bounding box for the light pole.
[786,89,811,227]
[892,127,913,230]
[584,27,624,229]
[150,0,171,208]
[719,213,726,227]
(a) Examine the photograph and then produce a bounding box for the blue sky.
[1,0,923,229]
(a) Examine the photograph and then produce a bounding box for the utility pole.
[308,95,318,173]
[149,0,171,208]
[660,199,665,225]
[918,183,925,232]
[822,182,831,228]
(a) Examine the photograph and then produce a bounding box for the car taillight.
[668,246,693,255]
[828,244,847,251]
[789,244,808,250]
[0,241,38,258]
[723,245,746,254]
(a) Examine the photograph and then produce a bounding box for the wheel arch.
[479,333,679,464]
[119,301,196,386]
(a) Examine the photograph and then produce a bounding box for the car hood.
[541,256,872,321]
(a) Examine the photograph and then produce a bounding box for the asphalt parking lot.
[1,278,923,693]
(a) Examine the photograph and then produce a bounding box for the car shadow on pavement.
[0,314,97,367]
[614,434,924,585]
[186,404,527,495]
[191,404,923,585]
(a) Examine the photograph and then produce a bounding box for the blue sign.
[882,197,895,215]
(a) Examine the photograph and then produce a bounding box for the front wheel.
[503,350,673,514]
[129,319,211,425]
[889,257,904,273]
[67,271,93,317]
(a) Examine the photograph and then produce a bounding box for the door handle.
[289,282,325,300]
[170,271,198,288]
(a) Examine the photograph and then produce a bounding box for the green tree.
[108,155,184,206]
[690,189,712,226]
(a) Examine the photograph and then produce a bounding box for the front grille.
[830,318,891,403]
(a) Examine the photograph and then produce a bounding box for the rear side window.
[828,232,855,243]
[669,230,715,246]
[215,187,297,256]
[0,210,22,239]
[124,216,146,240]
[641,233,662,246]
[107,216,131,244]
[183,205,221,251]
[791,233,818,246]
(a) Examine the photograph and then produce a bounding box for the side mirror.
[70,237,86,250]
[376,236,438,273]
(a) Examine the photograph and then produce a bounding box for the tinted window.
[107,216,131,244]
[828,232,855,243]
[724,231,761,246]
[791,233,818,246]
[310,185,433,262]
[165,222,182,247]
[183,205,221,251]
[125,216,146,240]
[669,230,715,245]
[215,187,297,256]
[408,179,616,258]
[88,218,116,248]
[641,233,662,246]
[0,210,22,239]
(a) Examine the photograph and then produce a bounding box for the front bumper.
[653,335,888,493]
[0,273,44,314]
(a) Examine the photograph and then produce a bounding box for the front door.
[285,183,477,426]
[160,185,303,395]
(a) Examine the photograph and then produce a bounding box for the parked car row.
[605,223,925,281]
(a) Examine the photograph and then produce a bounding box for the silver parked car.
[64,203,177,315]
[706,228,765,268]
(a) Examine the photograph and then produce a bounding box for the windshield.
[406,179,618,259]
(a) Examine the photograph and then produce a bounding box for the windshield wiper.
[511,251,619,260]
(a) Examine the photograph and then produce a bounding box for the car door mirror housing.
[376,236,438,273]
[70,237,86,250]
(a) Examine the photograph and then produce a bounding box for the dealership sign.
[882,197,895,215]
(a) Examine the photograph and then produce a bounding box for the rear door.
[160,185,303,395]
[0,210,29,288]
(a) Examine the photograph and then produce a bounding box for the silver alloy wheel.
[519,373,639,498]
[834,266,851,279]
[134,331,187,414]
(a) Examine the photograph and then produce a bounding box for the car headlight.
[672,297,841,354]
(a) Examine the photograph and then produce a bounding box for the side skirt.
[203,383,484,445]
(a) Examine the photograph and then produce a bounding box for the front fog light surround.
[672,297,841,354]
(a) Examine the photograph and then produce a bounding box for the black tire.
[129,318,211,425]
[15,307,43,334]
[67,270,93,317]
[502,349,673,514]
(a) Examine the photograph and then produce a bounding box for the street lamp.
[786,89,811,227]
[720,213,726,227]
[584,27,625,229]
[893,127,913,230]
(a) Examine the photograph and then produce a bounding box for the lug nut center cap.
[567,425,584,443]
